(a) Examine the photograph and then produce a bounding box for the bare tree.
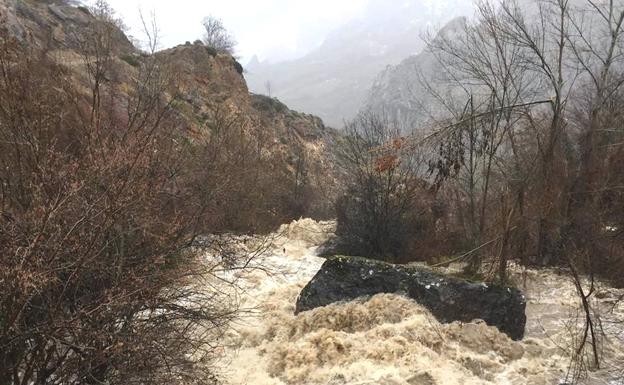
[265,80,273,97]
[424,1,552,280]
[418,0,624,379]
[201,15,236,54]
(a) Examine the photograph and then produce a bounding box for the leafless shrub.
[0,5,269,382]
[331,112,454,263]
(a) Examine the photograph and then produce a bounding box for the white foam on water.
[213,219,624,385]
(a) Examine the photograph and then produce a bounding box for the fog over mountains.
[245,0,474,128]
[363,16,468,132]
[364,0,614,134]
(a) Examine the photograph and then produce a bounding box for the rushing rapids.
[212,219,624,385]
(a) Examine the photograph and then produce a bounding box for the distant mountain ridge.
[363,16,468,132]
[362,0,597,134]
[245,0,474,128]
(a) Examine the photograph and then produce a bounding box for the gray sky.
[89,0,374,63]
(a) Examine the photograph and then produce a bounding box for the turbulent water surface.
[214,219,624,385]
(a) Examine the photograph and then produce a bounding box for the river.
[213,219,624,385]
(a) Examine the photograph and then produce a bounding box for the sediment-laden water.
[214,219,624,385]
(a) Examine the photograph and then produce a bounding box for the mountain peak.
[243,0,474,128]
[246,54,261,70]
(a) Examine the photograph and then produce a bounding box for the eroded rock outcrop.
[0,0,339,220]
[295,256,527,340]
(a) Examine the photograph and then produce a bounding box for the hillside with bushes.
[0,1,337,384]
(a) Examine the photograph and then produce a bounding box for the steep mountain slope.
[245,0,474,128]
[0,0,338,219]
[155,43,340,218]
[363,17,467,132]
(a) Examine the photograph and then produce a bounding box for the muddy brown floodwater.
[213,219,624,385]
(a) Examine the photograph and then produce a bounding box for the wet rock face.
[295,256,527,340]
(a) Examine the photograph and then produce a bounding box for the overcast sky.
[86,0,375,64]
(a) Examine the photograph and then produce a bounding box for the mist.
[83,0,370,63]
[87,0,473,64]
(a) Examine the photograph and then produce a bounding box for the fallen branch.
[431,226,518,268]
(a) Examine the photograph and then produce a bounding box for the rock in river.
[295,256,526,340]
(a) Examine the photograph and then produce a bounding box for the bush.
[77,5,91,15]
[0,30,241,385]
[205,45,218,57]
[0,7,325,383]
[251,94,289,114]
[232,58,243,74]
[120,52,140,66]
[331,112,448,263]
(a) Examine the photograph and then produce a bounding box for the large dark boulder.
[295,256,527,340]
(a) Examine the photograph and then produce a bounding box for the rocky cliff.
[362,17,468,133]
[0,0,338,219]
